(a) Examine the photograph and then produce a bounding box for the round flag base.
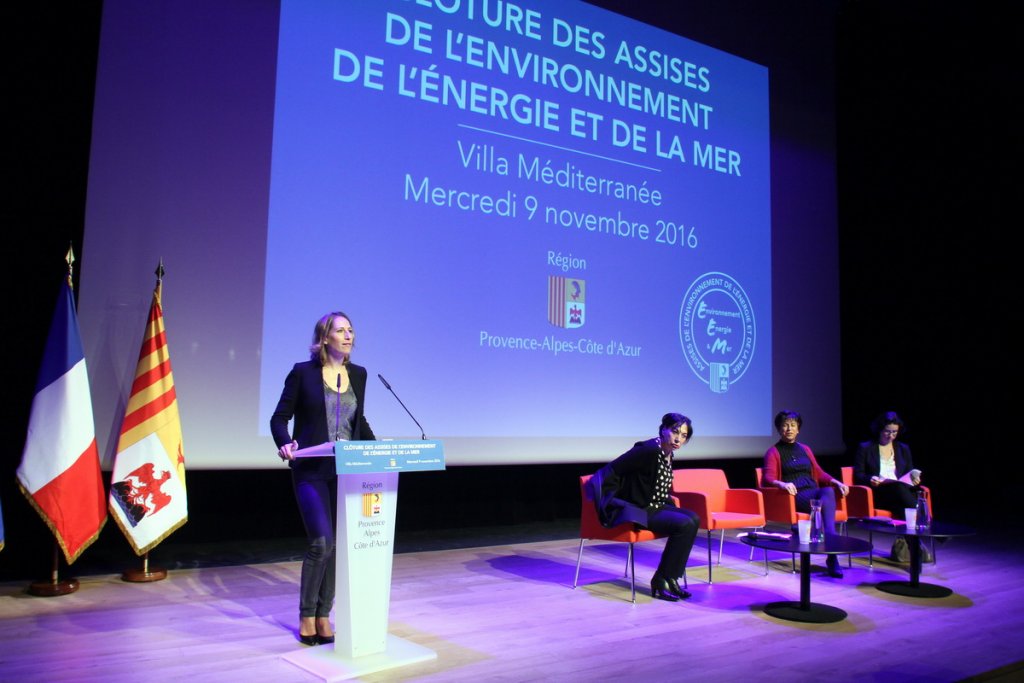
[122,566,168,582]
[28,578,80,597]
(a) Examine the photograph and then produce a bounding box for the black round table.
[740,534,872,623]
[855,520,975,598]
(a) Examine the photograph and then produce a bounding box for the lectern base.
[281,634,437,682]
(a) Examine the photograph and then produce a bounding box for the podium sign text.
[334,440,446,474]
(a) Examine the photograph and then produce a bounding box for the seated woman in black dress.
[853,411,922,517]
[763,410,849,578]
[588,413,700,602]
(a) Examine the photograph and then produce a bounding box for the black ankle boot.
[651,574,679,601]
[825,554,844,578]
[666,577,691,600]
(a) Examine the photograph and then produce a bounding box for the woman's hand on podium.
[278,440,298,461]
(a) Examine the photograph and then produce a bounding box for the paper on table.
[864,516,899,525]
[742,531,791,540]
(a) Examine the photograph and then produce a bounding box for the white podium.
[282,440,445,681]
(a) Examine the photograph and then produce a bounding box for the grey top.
[324,381,357,442]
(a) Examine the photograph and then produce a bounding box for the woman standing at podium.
[271,311,376,646]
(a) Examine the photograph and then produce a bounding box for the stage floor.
[1,525,1022,682]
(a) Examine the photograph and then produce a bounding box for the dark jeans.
[293,474,337,618]
[644,505,700,579]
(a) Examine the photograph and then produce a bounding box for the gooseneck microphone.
[378,374,427,440]
[335,373,342,441]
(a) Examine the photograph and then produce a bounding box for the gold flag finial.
[65,244,75,288]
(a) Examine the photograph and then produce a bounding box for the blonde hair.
[309,311,353,366]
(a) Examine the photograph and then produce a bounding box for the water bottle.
[915,490,930,531]
[809,499,825,542]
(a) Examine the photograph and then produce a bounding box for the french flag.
[17,279,107,563]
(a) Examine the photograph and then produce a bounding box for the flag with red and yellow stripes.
[108,278,187,555]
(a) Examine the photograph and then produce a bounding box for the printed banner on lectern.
[334,440,446,475]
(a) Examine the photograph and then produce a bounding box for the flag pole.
[122,550,167,582]
[28,540,80,596]
[20,244,107,595]
[121,260,170,583]
[28,247,85,597]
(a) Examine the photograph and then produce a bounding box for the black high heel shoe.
[315,617,335,644]
[824,555,844,579]
[651,574,680,602]
[298,633,320,646]
[666,577,692,600]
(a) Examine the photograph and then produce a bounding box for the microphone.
[378,374,427,439]
[335,373,342,441]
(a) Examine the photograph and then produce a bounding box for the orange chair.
[841,466,934,565]
[755,467,850,569]
[573,474,671,603]
[671,469,766,583]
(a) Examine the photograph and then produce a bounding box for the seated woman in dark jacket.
[853,410,922,517]
[589,413,699,601]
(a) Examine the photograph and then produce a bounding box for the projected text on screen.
[260,0,771,441]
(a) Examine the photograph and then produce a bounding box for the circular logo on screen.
[678,272,756,393]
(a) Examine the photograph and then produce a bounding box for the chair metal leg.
[737,528,770,576]
[740,528,773,576]
[753,541,771,575]
[573,539,585,588]
[712,527,770,579]
[706,529,713,584]
[574,537,643,604]
[746,526,766,561]
[628,542,637,604]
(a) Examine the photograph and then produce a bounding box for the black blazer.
[852,440,913,486]
[589,438,670,528]
[270,359,376,480]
